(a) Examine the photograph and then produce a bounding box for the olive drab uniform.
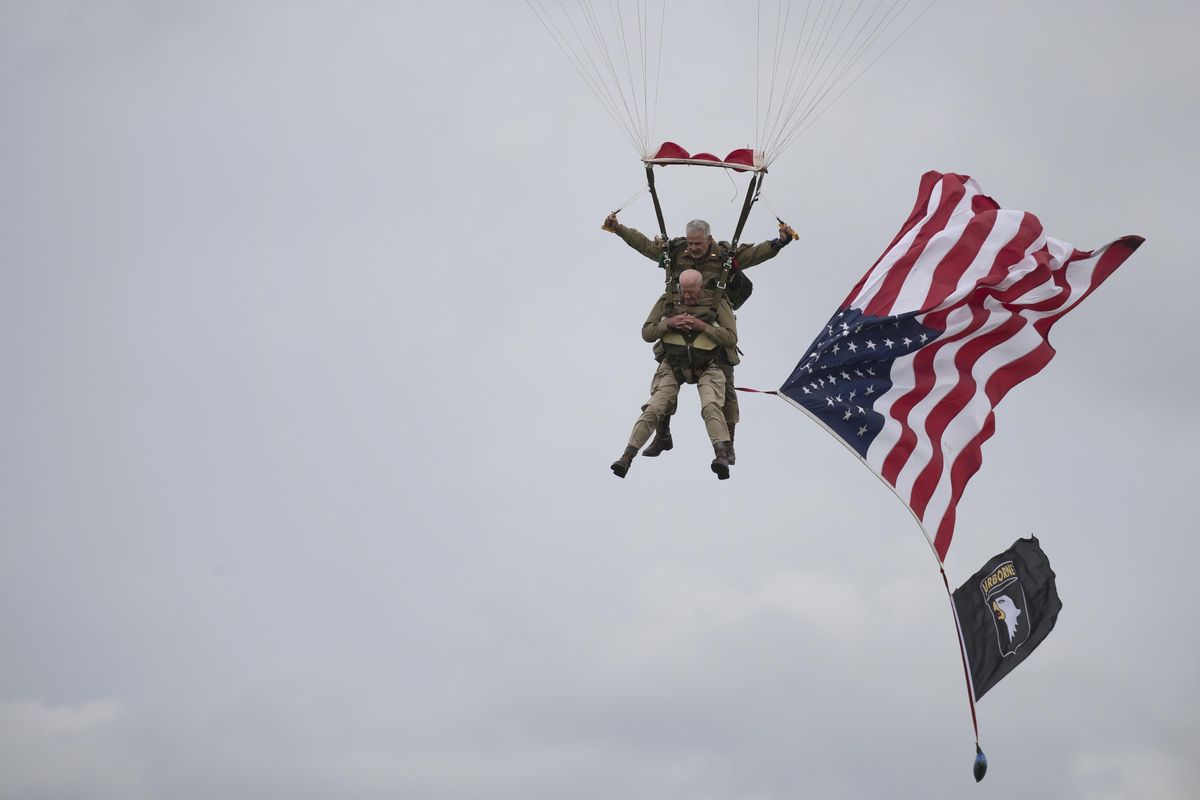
[611,222,787,425]
[625,294,738,450]
[611,223,785,280]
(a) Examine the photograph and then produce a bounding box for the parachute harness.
[642,161,768,316]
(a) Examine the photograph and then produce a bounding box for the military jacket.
[614,223,784,285]
[641,293,738,362]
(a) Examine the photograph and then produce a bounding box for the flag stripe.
[889,231,1066,506]
[880,306,980,487]
[911,305,1031,523]
[843,170,947,304]
[860,181,970,316]
[919,210,1001,311]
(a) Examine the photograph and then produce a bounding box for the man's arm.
[664,302,738,349]
[604,213,664,263]
[640,295,671,342]
[702,302,738,349]
[731,221,798,269]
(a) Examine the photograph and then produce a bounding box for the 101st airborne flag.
[953,536,1063,701]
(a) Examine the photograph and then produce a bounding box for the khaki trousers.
[663,363,738,424]
[721,363,739,424]
[628,361,729,449]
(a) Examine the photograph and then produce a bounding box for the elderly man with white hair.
[604,212,797,466]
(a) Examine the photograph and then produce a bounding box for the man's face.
[685,232,709,260]
[680,279,703,305]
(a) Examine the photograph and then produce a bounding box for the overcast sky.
[2,2,1197,798]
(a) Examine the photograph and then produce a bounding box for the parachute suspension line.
[771,0,930,164]
[763,0,866,161]
[637,0,659,154]
[528,1,643,153]
[757,193,795,237]
[771,0,804,154]
[767,0,816,150]
[723,167,739,203]
[546,0,638,154]
[606,0,647,152]
[652,0,666,148]
[573,0,635,122]
[759,0,831,161]
[761,0,863,162]
[556,0,664,156]
[754,0,933,167]
[759,0,822,159]
[759,0,789,152]
[637,0,648,150]
[610,184,649,214]
[554,0,642,147]
[628,0,649,147]
[774,0,909,156]
[770,0,934,163]
[579,0,644,152]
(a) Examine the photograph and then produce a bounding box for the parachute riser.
[645,165,669,242]
[713,172,765,310]
[645,165,679,311]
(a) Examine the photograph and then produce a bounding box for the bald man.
[612,269,736,480]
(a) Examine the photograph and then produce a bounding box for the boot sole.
[711,462,730,480]
[611,463,628,478]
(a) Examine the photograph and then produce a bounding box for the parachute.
[527,0,934,166]
[528,0,934,256]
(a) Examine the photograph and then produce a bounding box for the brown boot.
[726,422,736,465]
[710,441,731,480]
[611,446,637,478]
[642,416,674,457]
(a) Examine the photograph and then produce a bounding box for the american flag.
[781,171,1143,562]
